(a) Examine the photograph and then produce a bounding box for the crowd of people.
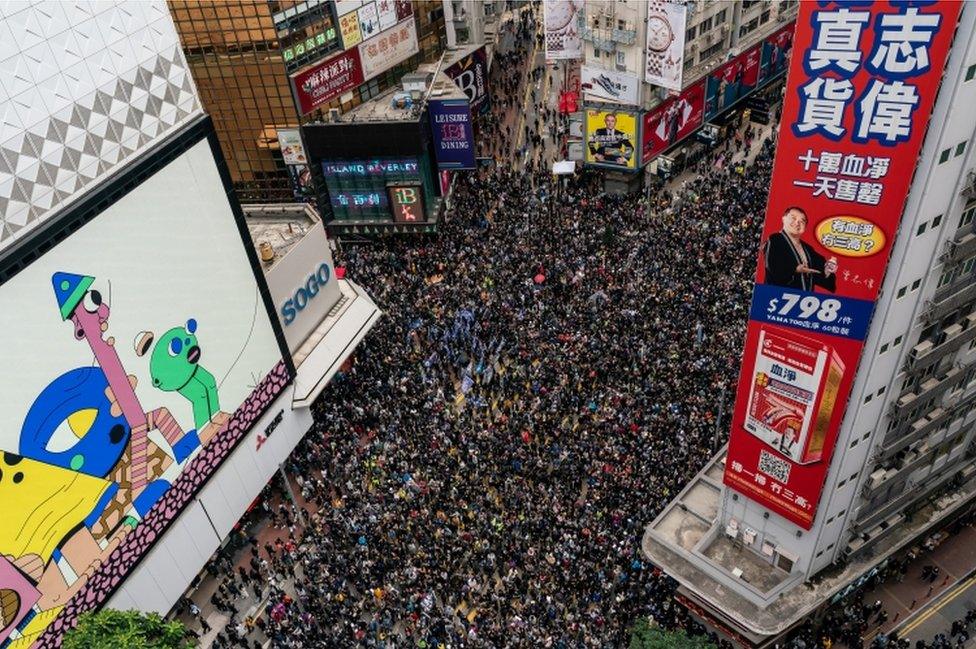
[174,4,973,649]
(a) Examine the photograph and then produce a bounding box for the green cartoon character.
[136,319,220,431]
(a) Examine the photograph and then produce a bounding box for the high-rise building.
[644,3,976,646]
[168,0,447,203]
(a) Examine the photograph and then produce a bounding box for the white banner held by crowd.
[580,65,640,106]
[644,0,687,91]
[544,0,582,60]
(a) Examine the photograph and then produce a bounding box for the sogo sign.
[281,262,332,325]
[265,222,343,353]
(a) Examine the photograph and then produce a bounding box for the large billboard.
[429,99,476,170]
[0,132,288,647]
[585,108,638,171]
[641,79,705,165]
[723,1,962,529]
[444,47,491,117]
[581,65,641,106]
[291,47,365,116]
[544,0,582,60]
[644,0,687,91]
[758,22,795,86]
[358,18,419,80]
[704,44,761,120]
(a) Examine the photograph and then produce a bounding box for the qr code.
[758,450,791,483]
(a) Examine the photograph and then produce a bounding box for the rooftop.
[242,203,320,271]
[643,449,976,641]
[331,67,467,124]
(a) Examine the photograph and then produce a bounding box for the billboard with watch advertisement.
[723,0,962,530]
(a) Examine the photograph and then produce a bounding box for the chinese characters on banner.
[544,0,582,60]
[641,79,704,165]
[429,99,476,170]
[644,0,687,91]
[723,1,962,530]
[358,18,419,79]
[291,48,365,115]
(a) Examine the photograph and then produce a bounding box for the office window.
[961,202,976,228]
[760,9,771,23]
[700,16,712,32]
[932,214,942,227]
[967,64,976,82]
[686,26,696,41]
[939,148,951,163]
[956,142,967,157]
[715,8,727,24]
[917,222,927,236]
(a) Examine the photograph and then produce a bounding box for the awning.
[291,278,382,408]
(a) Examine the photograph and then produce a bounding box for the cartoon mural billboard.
[0,135,288,647]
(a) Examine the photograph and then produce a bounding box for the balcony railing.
[581,25,636,46]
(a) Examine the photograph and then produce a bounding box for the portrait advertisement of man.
[763,206,839,293]
[587,111,635,168]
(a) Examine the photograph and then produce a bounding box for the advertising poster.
[644,0,687,91]
[394,0,413,21]
[277,128,307,165]
[581,65,640,106]
[544,0,582,61]
[429,99,476,170]
[758,22,796,85]
[291,47,364,115]
[723,1,962,530]
[584,109,637,170]
[0,139,286,646]
[339,10,363,49]
[444,46,491,116]
[640,79,705,165]
[358,18,419,80]
[357,1,381,40]
[704,44,761,120]
[376,0,398,30]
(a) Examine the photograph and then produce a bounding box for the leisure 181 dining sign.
[723,0,962,530]
[429,99,476,170]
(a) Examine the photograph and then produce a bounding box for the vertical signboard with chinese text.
[723,1,961,529]
[429,99,476,170]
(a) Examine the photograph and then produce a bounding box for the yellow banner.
[585,109,637,170]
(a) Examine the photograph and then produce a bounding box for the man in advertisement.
[763,206,838,292]
[587,112,634,167]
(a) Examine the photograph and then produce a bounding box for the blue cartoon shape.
[20,366,130,477]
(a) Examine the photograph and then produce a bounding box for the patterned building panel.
[0,0,203,252]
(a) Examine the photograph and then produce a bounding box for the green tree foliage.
[629,618,717,649]
[62,609,195,649]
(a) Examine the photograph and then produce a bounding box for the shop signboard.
[429,98,476,170]
[388,184,426,223]
[444,46,491,116]
[640,79,705,165]
[339,9,363,48]
[723,0,962,530]
[358,18,419,80]
[291,48,364,115]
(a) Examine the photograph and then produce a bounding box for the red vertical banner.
[723,1,962,529]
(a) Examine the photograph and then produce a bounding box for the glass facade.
[322,155,436,222]
[169,0,446,203]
